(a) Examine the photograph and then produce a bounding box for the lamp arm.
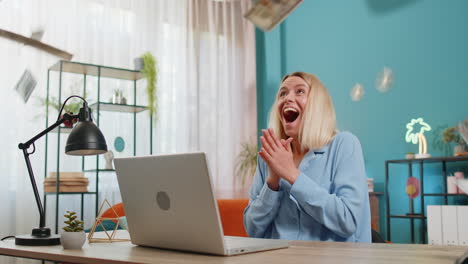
[18,113,76,228]
[19,113,76,150]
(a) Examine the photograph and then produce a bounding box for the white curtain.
[0,0,256,238]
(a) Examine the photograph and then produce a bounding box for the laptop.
[114,152,289,256]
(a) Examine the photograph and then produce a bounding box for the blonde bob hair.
[268,72,337,151]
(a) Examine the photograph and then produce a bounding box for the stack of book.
[44,172,88,193]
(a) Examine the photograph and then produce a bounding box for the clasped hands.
[258,128,300,190]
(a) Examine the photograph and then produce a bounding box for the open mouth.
[283,107,300,123]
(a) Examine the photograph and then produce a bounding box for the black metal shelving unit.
[385,156,468,244]
[43,60,153,233]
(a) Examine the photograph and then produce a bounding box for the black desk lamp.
[15,95,107,246]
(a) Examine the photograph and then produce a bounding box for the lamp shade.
[65,121,107,155]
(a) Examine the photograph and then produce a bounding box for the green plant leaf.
[141,52,158,121]
[63,210,84,232]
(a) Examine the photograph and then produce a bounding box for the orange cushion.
[101,200,250,237]
[101,202,125,222]
[217,199,249,237]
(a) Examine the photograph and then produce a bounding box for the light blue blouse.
[243,132,371,242]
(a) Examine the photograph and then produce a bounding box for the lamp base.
[15,234,61,246]
[15,227,61,246]
[415,153,431,159]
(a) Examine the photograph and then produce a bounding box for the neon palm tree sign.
[406,118,431,158]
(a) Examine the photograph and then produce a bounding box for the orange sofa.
[101,199,387,242]
[102,199,249,237]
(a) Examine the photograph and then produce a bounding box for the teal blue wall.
[256,0,468,243]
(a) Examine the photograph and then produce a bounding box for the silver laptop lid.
[114,152,226,255]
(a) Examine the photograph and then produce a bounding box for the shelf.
[45,192,97,195]
[423,193,467,196]
[83,169,115,173]
[387,156,468,164]
[45,60,153,235]
[50,61,144,81]
[390,214,426,219]
[51,126,73,134]
[386,156,468,243]
[89,102,147,113]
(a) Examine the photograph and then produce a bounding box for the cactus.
[62,211,84,232]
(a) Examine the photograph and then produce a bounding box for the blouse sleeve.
[289,133,368,238]
[243,157,284,238]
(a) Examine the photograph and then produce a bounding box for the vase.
[134,57,144,71]
[454,144,467,156]
[60,231,86,249]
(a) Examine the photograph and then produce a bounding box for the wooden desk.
[0,231,466,264]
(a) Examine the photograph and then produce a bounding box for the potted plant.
[37,96,84,127]
[432,125,452,156]
[60,211,86,249]
[138,52,158,119]
[442,126,467,156]
[235,142,258,187]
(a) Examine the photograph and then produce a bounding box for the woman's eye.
[279,91,287,97]
[297,89,305,94]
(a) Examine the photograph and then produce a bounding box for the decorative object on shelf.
[455,178,468,195]
[104,150,114,170]
[114,137,125,153]
[88,199,130,243]
[350,83,364,101]
[405,117,431,158]
[405,152,415,159]
[447,176,459,194]
[60,211,85,249]
[134,57,144,71]
[14,69,37,103]
[376,67,394,93]
[140,52,158,119]
[453,171,467,194]
[44,173,88,193]
[442,124,468,156]
[15,95,107,246]
[432,125,453,156]
[112,89,127,105]
[406,177,420,199]
[235,142,258,187]
[244,0,303,32]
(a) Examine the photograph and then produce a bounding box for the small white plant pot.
[60,231,86,249]
[134,57,144,71]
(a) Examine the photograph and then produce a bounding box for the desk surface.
[0,231,466,264]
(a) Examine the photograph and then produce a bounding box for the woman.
[244,72,371,242]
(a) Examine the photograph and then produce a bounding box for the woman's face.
[277,76,310,138]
